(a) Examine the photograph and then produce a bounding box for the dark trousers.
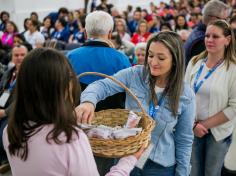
[94,156,117,176]
[0,117,8,163]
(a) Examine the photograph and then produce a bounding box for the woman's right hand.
[75,102,95,124]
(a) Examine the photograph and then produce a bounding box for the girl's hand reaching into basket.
[75,102,95,124]
[133,144,147,159]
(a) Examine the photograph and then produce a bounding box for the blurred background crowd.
[0,0,236,69]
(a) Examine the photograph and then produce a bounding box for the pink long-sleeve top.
[3,125,137,176]
[1,32,15,47]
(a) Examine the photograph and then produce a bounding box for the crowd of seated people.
[0,0,203,65]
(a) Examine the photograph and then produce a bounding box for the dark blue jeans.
[0,117,8,163]
[130,159,175,176]
[190,131,232,176]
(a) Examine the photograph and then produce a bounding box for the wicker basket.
[78,72,155,158]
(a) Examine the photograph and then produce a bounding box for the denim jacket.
[81,65,196,176]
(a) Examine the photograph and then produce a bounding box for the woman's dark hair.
[111,32,122,47]
[13,33,33,51]
[14,33,26,42]
[23,18,30,31]
[7,48,80,161]
[144,31,185,116]
[57,17,67,27]
[0,11,10,20]
[175,14,188,31]
[42,17,53,38]
[30,19,40,31]
[6,21,19,33]
[30,12,38,20]
[58,7,69,15]
[160,22,172,31]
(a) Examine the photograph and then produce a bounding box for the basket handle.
[78,72,147,115]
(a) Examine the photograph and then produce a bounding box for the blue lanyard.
[149,96,164,119]
[8,79,16,92]
[193,58,223,93]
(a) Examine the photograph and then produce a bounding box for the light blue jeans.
[190,131,232,176]
[130,159,175,176]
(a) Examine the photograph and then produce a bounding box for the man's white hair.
[85,11,114,38]
[135,42,147,52]
[202,0,229,24]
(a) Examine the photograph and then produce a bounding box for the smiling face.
[177,16,186,27]
[147,41,173,81]
[205,24,230,55]
[44,18,51,28]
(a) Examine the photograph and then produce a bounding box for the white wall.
[0,0,85,31]
[0,0,169,31]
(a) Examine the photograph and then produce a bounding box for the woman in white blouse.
[185,20,236,176]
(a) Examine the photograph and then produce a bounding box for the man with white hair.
[67,11,131,175]
[184,0,229,66]
[68,10,130,86]
[134,42,147,65]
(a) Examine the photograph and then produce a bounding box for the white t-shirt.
[155,86,164,93]
[24,30,45,48]
[195,63,212,121]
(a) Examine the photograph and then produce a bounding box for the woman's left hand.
[193,122,208,138]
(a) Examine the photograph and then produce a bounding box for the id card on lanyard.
[193,58,223,93]
[149,96,164,119]
[0,79,16,108]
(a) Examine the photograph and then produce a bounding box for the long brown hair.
[144,31,185,116]
[192,20,236,69]
[7,48,80,161]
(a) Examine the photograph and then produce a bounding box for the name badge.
[0,91,10,108]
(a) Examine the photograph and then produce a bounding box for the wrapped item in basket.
[78,72,156,158]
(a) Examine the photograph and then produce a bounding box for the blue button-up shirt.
[81,65,196,176]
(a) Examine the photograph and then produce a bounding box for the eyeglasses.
[208,15,229,21]
[136,54,145,57]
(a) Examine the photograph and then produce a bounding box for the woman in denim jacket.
[76,31,196,176]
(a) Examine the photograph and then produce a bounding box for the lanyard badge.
[0,79,17,108]
[149,96,163,119]
[193,58,223,93]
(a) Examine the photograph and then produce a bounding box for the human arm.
[69,129,145,176]
[174,88,196,176]
[0,109,6,119]
[76,67,134,123]
[105,145,145,176]
[68,34,74,43]
[199,111,229,130]
[185,61,208,138]
[199,69,236,130]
